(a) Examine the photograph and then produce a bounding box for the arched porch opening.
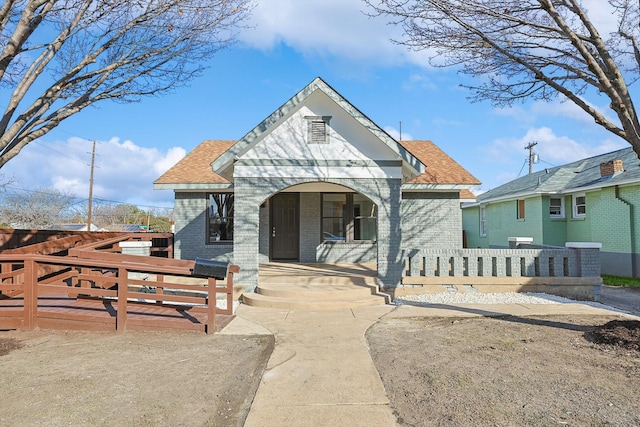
[260,182,379,264]
[234,176,401,291]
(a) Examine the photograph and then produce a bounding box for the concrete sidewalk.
[221,301,639,427]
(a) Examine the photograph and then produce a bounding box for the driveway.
[600,285,640,314]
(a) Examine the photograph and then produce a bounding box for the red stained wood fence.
[0,234,236,334]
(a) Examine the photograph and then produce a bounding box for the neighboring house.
[154,77,479,289]
[462,146,640,277]
[105,224,149,232]
[47,223,104,232]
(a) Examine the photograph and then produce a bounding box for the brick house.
[462,146,640,277]
[154,77,479,290]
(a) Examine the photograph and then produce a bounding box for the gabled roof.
[155,139,479,189]
[476,146,640,204]
[154,140,234,189]
[211,77,425,180]
[399,140,480,185]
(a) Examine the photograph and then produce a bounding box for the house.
[46,223,104,232]
[462,146,640,277]
[154,77,480,290]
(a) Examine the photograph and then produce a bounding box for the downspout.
[614,186,637,277]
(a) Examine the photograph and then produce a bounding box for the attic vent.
[306,116,331,144]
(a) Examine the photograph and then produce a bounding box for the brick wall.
[173,192,233,262]
[299,193,321,262]
[401,192,463,250]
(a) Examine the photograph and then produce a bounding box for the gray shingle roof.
[477,146,640,202]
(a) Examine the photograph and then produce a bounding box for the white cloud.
[1,136,183,208]
[239,0,425,67]
[519,128,626,165]
[154,146,186,175]
[487,127,628,168]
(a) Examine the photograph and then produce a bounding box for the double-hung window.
[321,193,376,242]
[549,197,565,218]
[207,193,234,243]
[573,193,586,218]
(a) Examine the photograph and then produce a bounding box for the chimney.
[600,159,623,177]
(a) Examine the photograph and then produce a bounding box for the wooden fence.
[0,229,173,257]
[0,235,236,334]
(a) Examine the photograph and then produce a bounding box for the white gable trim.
[211,77,424,180]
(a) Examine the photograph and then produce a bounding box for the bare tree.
[0,0,252,167]
[0,187,74,228]
[364,0,640,155]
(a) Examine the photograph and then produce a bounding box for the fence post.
[206,277,216,334]
[23,257,38,330]
[116,267,128,333]
[566,242,602,277]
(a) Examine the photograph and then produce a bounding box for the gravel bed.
[394,292,624,311]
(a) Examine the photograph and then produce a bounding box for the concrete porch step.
[259,275,378,287]
[256,283,379,300]
[242,291,389,310]
[246,262,388,310]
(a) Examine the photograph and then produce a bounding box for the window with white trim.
[573,193,586,218]
[479,205,487,237]
[549,197,565,218]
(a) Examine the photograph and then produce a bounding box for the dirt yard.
[367,314,640,427]
[2,314,639,427]
[0,329,273,427]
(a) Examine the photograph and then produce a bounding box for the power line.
[1,185,173,210]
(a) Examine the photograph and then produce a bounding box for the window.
[353,194,377,240]
[207,193,234,243]
[321,193,377,242]
[549,197,565,218]
[479,205,487,237]
[573,193,586,218]
[322,193,346,241]
[306,116,331,144]
[517,199,525,220]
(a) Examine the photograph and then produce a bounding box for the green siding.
[462,205,484,248]
[463,186,640,254]
[617,186,640,255]
[463,196,545,248]
[566,193,592,242]
[587,187,640,253]
[541,195,567,246]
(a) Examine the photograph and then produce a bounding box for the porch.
[242,262,391,309]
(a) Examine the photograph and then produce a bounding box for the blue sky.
[1,0,630,209]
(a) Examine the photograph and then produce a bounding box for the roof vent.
[600,159,623,177]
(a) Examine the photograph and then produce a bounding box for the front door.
[270,193,300,260]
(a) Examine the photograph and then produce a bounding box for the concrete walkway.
[223,304,397,427]
[221,301,639,427]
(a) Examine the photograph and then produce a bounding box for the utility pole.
[525,141,538,174]
[87,141,96,230]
